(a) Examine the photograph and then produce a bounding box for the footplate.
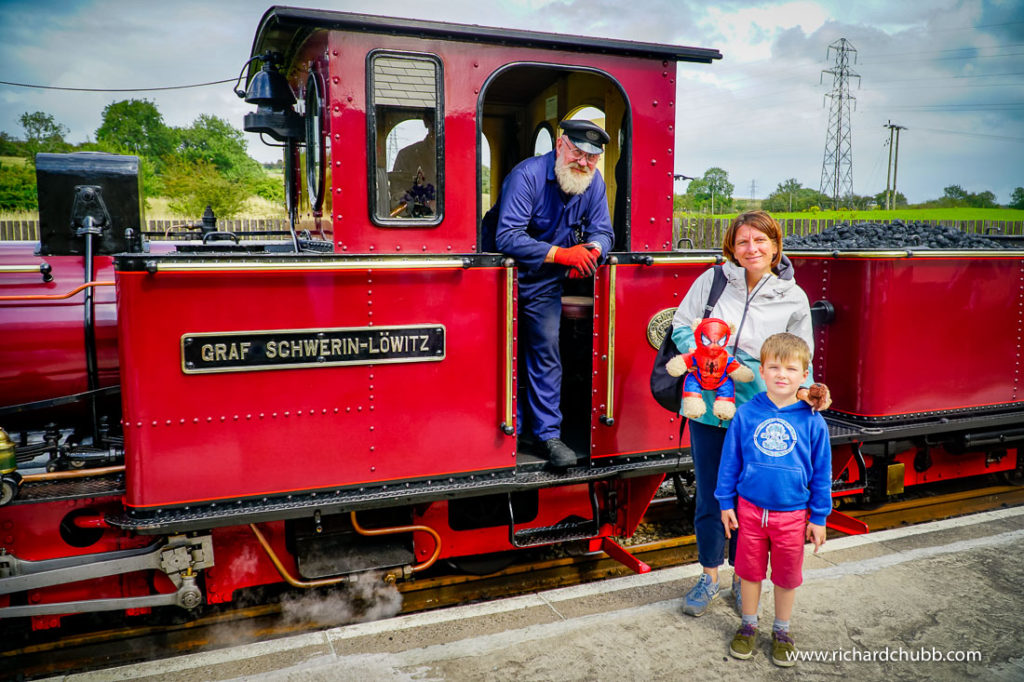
[508,483,601,548]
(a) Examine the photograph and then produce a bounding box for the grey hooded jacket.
[670,256,814,426]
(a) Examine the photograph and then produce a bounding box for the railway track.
[5,481,1024,680]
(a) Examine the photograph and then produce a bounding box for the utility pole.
[892,124,905,209]
[749,180,757,204]
[819,38,860,210]
[882,121,906,210]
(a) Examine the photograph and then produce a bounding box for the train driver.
[493,119,614,469]
[389,111,437,217]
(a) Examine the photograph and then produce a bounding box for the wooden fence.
[3,217,1023,249]
[0,218,291,241]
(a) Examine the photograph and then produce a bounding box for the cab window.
[368,52,443,225]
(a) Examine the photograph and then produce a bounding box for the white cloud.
[699,2,829,63]
[1,0,1021,204]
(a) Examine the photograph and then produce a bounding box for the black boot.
[544,438,577,470]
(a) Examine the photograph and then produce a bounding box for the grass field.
[144,196,285,221]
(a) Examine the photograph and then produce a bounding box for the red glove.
[553,244,599,276]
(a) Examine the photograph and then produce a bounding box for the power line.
[913,126,1024,142]
[871,70,1024,82]
[864,103,1024,111]
[859,51,1024,64]
[0,78,235,93]
[868,43,1024,57]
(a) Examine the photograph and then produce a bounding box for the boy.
[714,333,831,667]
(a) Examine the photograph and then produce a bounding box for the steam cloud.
[279,571,403,627]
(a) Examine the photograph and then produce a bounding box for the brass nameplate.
[181,325,445,374]
[646,308,676,349]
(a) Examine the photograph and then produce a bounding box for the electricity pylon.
[819,38,860,210]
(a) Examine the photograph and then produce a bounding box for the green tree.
[701,167,733,214]
[0,160,37,210]
[19,111,70,159]
[685,168,734,214]
[923,185,999,209]
[176,114,263,183]
[873,189,907,208]
[942,185,969,203]
[162,158,249,219]
[969,190,997,208]
[674,191,696,213]
[1010,187,1024,210]
[764,178,803,212]
[95,99,175,159]
[763,179,829,213]
[0,131,22,156]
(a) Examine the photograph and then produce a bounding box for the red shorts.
[733,496,807,589]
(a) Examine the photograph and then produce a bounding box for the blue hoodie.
[714,392,832,526]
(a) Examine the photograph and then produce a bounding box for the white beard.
[554,157,595,195]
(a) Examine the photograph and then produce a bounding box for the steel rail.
[6,483,1023,676]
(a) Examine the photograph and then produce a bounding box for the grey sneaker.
[682,573,719,616]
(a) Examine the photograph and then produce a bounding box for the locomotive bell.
[240,51,303,142]
[244,54,294,108]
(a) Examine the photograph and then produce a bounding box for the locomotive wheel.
[0,475,20,506]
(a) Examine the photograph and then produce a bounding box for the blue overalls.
[492,152,614,441]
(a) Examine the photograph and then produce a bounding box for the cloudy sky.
[1,0,1021,204]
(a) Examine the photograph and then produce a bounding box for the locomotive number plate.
[181,324,445,374]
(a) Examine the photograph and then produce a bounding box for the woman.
[672,210,830,617]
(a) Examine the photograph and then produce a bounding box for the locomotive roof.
[250,5,723,66]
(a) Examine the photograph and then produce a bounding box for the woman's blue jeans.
[689,420,738,569]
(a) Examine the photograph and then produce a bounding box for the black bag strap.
[683,264,727,437]
[702,264,727,319]
[650,264,730,419]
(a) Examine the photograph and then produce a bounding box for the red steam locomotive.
[1,6,1021,632]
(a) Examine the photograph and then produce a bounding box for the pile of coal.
[784,220,1010,250]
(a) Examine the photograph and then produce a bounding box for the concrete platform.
[65,505,1024,681]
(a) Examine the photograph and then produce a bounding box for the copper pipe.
[0,280,114,302]
[249,523,354,589]
[349,511,442,573]
[21,465,124,483]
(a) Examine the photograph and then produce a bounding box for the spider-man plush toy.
[666,317,754,421]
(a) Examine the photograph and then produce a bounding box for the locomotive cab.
[478,64,630,468]
[107,8,720,569]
